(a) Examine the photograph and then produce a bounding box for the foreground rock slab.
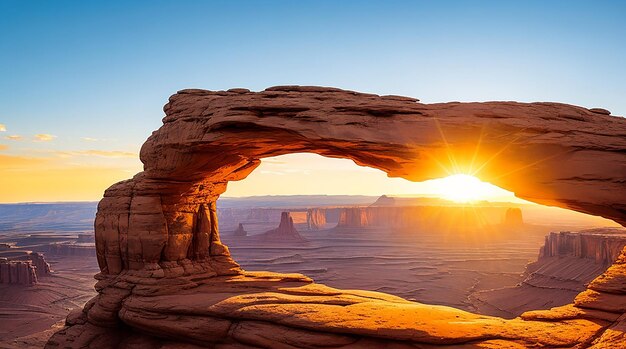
[47,271,615,348]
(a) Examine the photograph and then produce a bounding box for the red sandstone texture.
[540,228,626,265]
[0,251,51,285]
[306,208,327,230]
[47,87,626,348]
[0,260,38,285]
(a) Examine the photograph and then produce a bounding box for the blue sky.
[0,0,625,202]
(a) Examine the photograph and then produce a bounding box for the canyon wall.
[306,208,327,230]
[0,260,38,285]
[540,229,626,265]
[336,205,517,230]
[0,248,51,285]
[28,252,51,277]
[474,228,626,317]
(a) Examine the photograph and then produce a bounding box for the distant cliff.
[335,205,521,230]
[41,243,96,257]
[472,228,626,317]
[306,208,327,230]
[0,251,51,285]
[0,260,38,285]
[539,229,626,265]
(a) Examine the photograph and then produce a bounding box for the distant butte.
[233,223,247,237]
[47,86,626,348]
[253,212,306,242]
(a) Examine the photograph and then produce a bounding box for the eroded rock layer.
[0,260,38,285]
[49,86,626,348]
[540,228,626,265]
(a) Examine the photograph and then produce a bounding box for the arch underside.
[54,87,626,348]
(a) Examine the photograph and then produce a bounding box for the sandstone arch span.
[96,85,626,275]
[49,86,626,349]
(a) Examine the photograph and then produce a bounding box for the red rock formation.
[540,229,626,265]
[28,252,51,277]
[48,87,626,348]
[0,248,51,279]
[336,205,512,230]
[256,212,305,241]
[233,223,247,237]
[337,207,370,228]
[92,86,625,275]
[306,208,327,230]
[0,259,38,285]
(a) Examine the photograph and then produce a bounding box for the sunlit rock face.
[48,86,626,348]
[540,229,626,265]
[306,208,327,230]
[95,85,625,275]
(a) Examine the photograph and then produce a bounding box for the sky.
[1,0,625,203]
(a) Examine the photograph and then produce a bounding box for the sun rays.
[428,118,566,191]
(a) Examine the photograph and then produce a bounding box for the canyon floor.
[224,222,614,318]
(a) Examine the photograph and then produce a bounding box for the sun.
[436,174,504,203]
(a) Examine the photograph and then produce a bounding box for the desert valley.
[1,192,623,347]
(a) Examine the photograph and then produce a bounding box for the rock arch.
[96,86,625,275]
[51,86,626,349]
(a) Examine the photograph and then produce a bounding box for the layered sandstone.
[48,86,626,348]
[540,229,626,265]
[0,259,38,285]
[306,208,327,230]
[93,86,625,275]
[474,228,626,317]
[0,248,51,282]
[336,205,517,230]
[29,252,51,277]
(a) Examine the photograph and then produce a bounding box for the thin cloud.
[83,150,136,158]
[81,137,98,142]
[260,170,287,176]
[55,150,137,158]
[5,135,23,141]
[0,124,6,132]
[34,134,57,142]
[0,145,7,151]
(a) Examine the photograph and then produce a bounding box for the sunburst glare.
[435,174,506,203]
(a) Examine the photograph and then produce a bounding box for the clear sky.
[1,1,625,202]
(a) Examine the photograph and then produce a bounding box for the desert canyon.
[2,86,623,348]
